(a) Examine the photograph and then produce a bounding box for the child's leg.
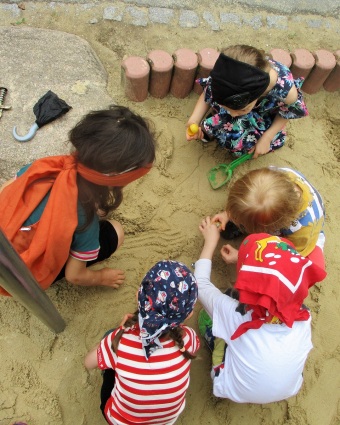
[89,219,124,264]
[198,309,225,367]
[54,220,124,281]
[268,129,286,152]
[100,369,116,418]
[220,221,244,240]
[308,246,325,270]
[307,232,326,270]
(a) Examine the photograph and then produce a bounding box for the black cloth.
[100,369,116,418]
[210,53,270,109]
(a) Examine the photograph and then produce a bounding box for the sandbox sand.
[0,3,339,425]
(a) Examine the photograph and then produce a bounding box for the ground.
[0,2,340,425]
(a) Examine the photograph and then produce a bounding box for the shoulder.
[284,85,298,104]
[16,163,32,177]
[182,325,200,353]
[268,60,298,103]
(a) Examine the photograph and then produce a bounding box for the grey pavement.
[0,0,339,16]
[0,1,339,32]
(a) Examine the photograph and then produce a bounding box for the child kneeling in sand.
[85,260,200,425]
[0,105,156,294]
[186,45,308,158]
[195,217,327,403]
[213,166,326,269]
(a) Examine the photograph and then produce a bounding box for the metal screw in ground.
[0,87,11,118]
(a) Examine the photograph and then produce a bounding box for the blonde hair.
[226,168,302,234]
[221,45,271,72]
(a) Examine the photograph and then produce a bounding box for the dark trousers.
[55,220,119,281]
[100,369,116,420]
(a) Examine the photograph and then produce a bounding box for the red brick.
[146,50,173,99]
[121,56,150,102]
[290,49,315,80]
[194,48,220,94]
[269,48,292,68]
[170,48,198,99]
[323,50,340,92]
[303,49,337,94]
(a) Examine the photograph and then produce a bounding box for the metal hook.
[12,122,39,142]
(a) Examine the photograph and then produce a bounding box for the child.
[186,45,308,158]
[84,260,200,425]
[195,217,327,403]
[0,105,156,295]
[213,166,326,268]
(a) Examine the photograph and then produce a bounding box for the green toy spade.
[207,153,253,189]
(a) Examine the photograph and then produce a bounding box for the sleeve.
[278,77,309,120]
[194,259,228,318]
[70,204,100,261]
[16,163,32,177]
[197,76,214,106]
[182,326,200,355]
[194,258,253,343]
[97,328,121,370]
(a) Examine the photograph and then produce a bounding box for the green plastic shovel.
[207,153,253,189]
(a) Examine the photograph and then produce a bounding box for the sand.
[0,2,340,425]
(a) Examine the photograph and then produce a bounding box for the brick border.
[121,47,340,101]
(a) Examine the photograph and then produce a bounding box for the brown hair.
[112,312,196,360]
[226,168,302,234]
[69,105,156,229]
[221,45,271,72]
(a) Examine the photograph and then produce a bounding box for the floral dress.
[199,60,308,157]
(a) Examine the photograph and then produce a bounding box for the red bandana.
[231,233,327,340]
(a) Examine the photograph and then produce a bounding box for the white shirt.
[195,258,313,403]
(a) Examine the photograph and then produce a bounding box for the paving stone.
[149,7,174,24]
[179,10,200,28]
[220,12,242,26]
[126,6,148,26]
[267,15,288,29]
[202,11,220,31]
[103,6,123,21]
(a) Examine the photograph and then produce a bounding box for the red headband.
[77,162,153,186]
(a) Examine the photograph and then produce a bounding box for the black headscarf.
[210,53,270,109]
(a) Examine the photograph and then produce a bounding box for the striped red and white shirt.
[97,325,200,425]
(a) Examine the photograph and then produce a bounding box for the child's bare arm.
[84,344,99,369]
[186,93,209,140]
[65,256,125,288]
[251,115,288,158]
[198,216,220,259]
[252,85,299,158]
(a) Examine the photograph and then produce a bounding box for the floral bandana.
[231,233,327,340]
[138,260,198,359]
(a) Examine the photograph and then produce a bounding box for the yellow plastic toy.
[187,123,199,136]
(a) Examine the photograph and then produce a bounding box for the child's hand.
[119,313,135,328]
[199,217,220,260]
[186,123,204,141]
[220,244,239,264]
[250,135,272,158]
[100,268,125,289]
[199,216,220,242]
[212,211,229,231]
